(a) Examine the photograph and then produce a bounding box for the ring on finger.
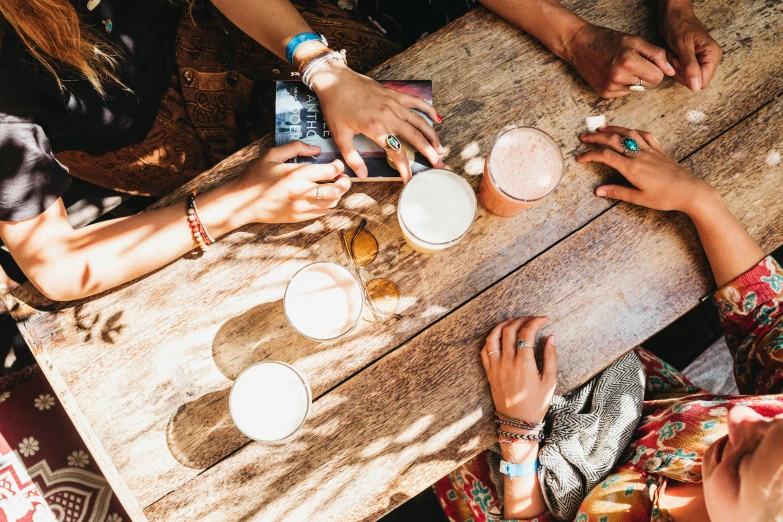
[383,134,402,153]
[621,136,641,156]
[316,185,323,200]
[628,78,647,92]
[517,340,532,350]
[405,109,413,123]
[487,349,500,356]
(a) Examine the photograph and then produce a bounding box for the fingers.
[394,92,440,124]
[407,111,445,156]
[299,159,346,182]
[372,131,414,182]
[672,37,702,91]
[580,131,628,155]
[595,184,643,204]
[266,141,321,163]
[516,316,548,365]
[624,52,666,86]
[697,40,723,89]
[484,318,515,367]
[502,317,530,363]
[576,147,634,174]
[333,133,368,179]
[638,130,663,152]
[631,38,675,76]
[308,174,352,204]
[394,123,444,171]
[541,335,558,386]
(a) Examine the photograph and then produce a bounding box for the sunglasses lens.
[343,228,378,267]
[365,278,401,317]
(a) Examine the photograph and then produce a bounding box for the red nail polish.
[436,114,444,123]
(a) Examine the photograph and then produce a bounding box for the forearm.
[686,188,766,288]
[209,0,326,67]
[478,0,587,60]
[19,180,250,301]
[500,437,547,518]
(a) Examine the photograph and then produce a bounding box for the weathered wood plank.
[6,0,782,516]
[145,94,783,522]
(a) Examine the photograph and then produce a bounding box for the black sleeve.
[0,113,71,222]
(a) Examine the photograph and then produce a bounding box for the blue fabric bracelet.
[499,459,539,478]
[285,32,328,65]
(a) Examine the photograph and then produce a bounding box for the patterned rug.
[0,366,129,522]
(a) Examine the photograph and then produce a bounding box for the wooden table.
[7,1,783,520]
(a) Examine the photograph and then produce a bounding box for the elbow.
[26,267,89,302]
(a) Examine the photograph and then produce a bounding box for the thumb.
[672,39,702,91]
[595,184,643,204]
[633,38,675,76]
[266,140,321,163]
[334,133,368,179]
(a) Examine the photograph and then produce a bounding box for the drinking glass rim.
[229,360,313,443]
[485,126,565,204]
[397,168,477,247]
[283,261,364,342]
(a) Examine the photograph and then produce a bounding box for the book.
[275,80,433,181]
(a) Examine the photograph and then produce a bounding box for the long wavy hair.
[0,0,128,95]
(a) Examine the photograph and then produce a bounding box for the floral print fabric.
[435,256,783,522]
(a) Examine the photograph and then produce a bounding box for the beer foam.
[230,362,310,441]
[399,169,476,245]
[285,262,363,340]
[488,128,563,201]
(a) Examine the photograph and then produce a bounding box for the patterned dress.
[435,255,783,522]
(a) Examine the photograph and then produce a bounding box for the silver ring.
[628,78,647,92]
[517,340,532,350]
[621,137,641,156]
[405,109,413,123]
[316,185,323,200]
[487,349,500,356]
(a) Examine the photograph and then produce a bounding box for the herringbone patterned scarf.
[489,351,645,520]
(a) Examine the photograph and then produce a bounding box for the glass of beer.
[397,169,477,254]
[479,127,564,217]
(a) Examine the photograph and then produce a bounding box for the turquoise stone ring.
[384,134,402,152]
[621,137,640,156]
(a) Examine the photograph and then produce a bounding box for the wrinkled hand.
[480,317,557,425]
[311,62,444,182]
[659,7,722,91]
[235,141,351,223]
[577,126,717,214]
[564,24,675,98]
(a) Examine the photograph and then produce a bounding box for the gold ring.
[405,109,413,123]
[316,185,323,200]
[488,349,500,356]
[383,134,402,152]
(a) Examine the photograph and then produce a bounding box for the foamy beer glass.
[397,169,477,254]
[479,127,564,217]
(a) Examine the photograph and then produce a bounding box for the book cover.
[275,80,433,181]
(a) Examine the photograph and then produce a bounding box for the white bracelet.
[301,50,347,90]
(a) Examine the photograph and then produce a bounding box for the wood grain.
[145,94,783,522]
[5,0,783,518]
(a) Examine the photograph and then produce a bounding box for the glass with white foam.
[229,361,312,443]
[284,261,364,341]
[479,127,564,217]
[397,169,477,254]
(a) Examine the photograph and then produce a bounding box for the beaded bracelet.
[497,429,544,442]
[494,411,545,431]
[186,190,214,252]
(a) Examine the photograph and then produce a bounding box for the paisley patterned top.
[435,255,783,522]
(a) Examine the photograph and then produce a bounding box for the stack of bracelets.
[495,411,545,443]
[186,190,215,253]
[292,48,348,90]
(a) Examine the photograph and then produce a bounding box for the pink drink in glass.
[479,127,564,217]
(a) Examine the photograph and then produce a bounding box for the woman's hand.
[480,317,557,425]
[233,140,352,224]
[310,62,445,182]
[563,24,675,98]
[577,126,718,215]
[659,5,722,91]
